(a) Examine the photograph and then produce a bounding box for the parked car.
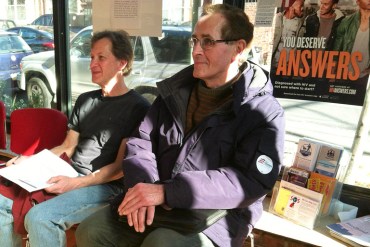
[7,26,54,53]
[0,31,33,91]
[30,14,53,26]
[18,25,192,107]
[30,13,89,34]
[0,19,16,30]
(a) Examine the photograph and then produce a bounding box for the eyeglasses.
[188,37,240,50]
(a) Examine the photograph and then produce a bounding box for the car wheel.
[26,77,52,108]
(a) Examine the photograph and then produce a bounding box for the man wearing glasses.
[76,3,285,247]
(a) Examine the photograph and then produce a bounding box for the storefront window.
[69,0,194,105]
[1,0,368,190]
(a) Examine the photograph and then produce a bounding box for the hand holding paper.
[0,149,78,192]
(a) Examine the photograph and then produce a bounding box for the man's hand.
[118,183,165,232]
[44,175,80,194]
[118,183,165,215]
[126,205,155,232]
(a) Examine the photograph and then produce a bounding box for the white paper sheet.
[0,149,78,192]
[92,0,162,37]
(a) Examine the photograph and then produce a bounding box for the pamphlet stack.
[269,138,345,229]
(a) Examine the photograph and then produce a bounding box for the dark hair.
[201,4,254,47]
[91,30,133,76]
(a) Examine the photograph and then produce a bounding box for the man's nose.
[90,58,98,66]
[192,41,203,53]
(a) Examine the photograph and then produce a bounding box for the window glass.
[70,29,92,58]
[0,33,32,116]
[1,0,53,113]
[16,4,26,20]
[150,29,191,64]
[1,0,368,190]
[0,34,31,52]
[69,0,194,106]
[132,37,144,61]
[31,14,53,26]
[21,30,37,40]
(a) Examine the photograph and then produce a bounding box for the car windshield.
[0,35,32,54]
[70,29,92,58]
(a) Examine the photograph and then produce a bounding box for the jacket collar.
[157,62,272,117]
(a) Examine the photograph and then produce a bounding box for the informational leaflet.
[308,172,337,215]
[0,149,78,192]
[293,139,321,172]
[273,180,323,229]
[327,215,370,247]
[92,0,162,37]
[286,167,310,187]
[314,144,343,178]
[255,0,276,27]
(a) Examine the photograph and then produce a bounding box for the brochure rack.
[269,138,347,229]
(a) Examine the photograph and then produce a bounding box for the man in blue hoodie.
[76,4,285,247]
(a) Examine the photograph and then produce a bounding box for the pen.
[12,155,22,165]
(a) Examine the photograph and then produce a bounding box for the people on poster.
[292,0,346,84]
[272,0,306,67]
[333,0,370,79]
[301,0,345,51]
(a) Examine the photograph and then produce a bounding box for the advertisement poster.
[270,0,369,106]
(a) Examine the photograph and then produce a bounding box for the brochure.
[293,139,321,171]
[314,144,343,178]
[327,215,370,247]
[308,172,337,215]
[273,180,323,229]
[286,166,310,187]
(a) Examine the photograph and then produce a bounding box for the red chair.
[0,101,7,150]
[7,108,72,246]
[10,108,68,156]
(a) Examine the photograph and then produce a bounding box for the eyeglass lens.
[189,38,214,50]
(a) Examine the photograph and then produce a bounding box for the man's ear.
[119,59,128,70]
[236,39,248,55]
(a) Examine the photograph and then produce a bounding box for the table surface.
[256,198,348,247]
